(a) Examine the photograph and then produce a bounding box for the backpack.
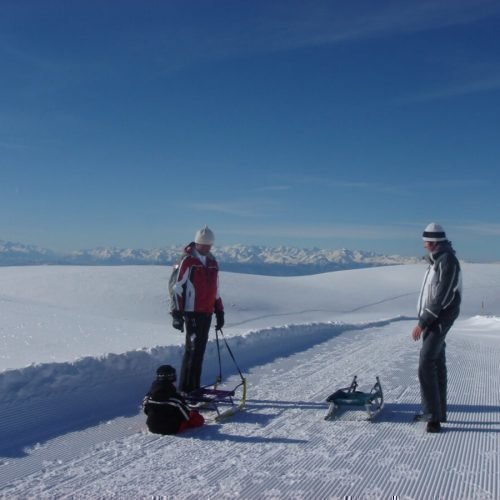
[168,261,181,313]
[168,243,194,312]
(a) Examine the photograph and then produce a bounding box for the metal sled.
[184,328,247,422]
[324,376,384,421]
[185,382,247,421]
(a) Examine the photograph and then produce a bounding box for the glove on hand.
[215,310,225,330]
[142,395,151,415]
[171,310,184,332]
[185,315,197,331]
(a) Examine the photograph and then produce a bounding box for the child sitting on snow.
[142,364,204,435]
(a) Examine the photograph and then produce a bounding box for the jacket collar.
[184,242,215,261]
[427,240,455,264]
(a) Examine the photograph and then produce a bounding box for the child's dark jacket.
[143,380,192,435]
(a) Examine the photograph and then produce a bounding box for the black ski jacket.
[143,380,190,435]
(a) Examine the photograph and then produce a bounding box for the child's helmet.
[156,364,176,382]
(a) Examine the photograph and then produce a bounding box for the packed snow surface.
[0,264,499,499]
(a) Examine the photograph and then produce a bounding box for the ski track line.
[6,322,414,498]
[150,325,406,499]
[228,308,337,327]
[138,333,371,497]
[397,332,500,500]
[234,325,415,499]
[145,326,410,498]
[441,337,500,500]
[0,322,410,498]
[229,290,416,327]
[0,334,451,497]
[15,430,195,500]
[346,291,417,313]
[0,322,348,494]
[2,320,500,499]
[208,324,499,500]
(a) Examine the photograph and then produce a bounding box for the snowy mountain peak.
[0,239,57,265]
[0,239,419,275]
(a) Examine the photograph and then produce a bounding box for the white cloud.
[400,75,500,103]
[222,223,417,240]
[135,1,500,74]
[280,175,411,196]
[256,185,291,192]
[455,223,500,237]
[189,201,277,217]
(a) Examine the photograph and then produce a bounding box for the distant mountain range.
[0,239,421,276]
[0,240,59,266]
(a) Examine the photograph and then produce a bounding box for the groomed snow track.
[1,317,499,499]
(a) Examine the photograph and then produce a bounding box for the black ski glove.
[142,395,151,415]
[171,310,184,332]
[215,310,225,331]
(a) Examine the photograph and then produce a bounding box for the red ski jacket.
[171,243,224,314]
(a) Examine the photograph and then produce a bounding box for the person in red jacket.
[170,226,225,394]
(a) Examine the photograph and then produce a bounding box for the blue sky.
[1,0,500,261]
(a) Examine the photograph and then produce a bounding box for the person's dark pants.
[418,318,455,422]
[179,313,212,393]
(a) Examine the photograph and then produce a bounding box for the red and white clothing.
[171,243,223,314]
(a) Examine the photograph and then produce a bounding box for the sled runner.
[184,328,247,422]
[324,376,383,421]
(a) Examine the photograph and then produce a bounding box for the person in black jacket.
[143,365,204,435]
[411,223,462,433]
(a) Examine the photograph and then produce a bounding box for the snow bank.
[0,316,410,405]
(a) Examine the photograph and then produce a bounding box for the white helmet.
[195,225,215,245]
[422,222,447,242]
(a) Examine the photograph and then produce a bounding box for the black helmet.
[156,364,176,382]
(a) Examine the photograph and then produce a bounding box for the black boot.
[414,413,446,423]
[426,421,441,433]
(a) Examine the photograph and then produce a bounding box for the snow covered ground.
[0,263,499,499]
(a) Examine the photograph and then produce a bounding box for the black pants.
[179,313,212,393]
[418,316,456,422]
